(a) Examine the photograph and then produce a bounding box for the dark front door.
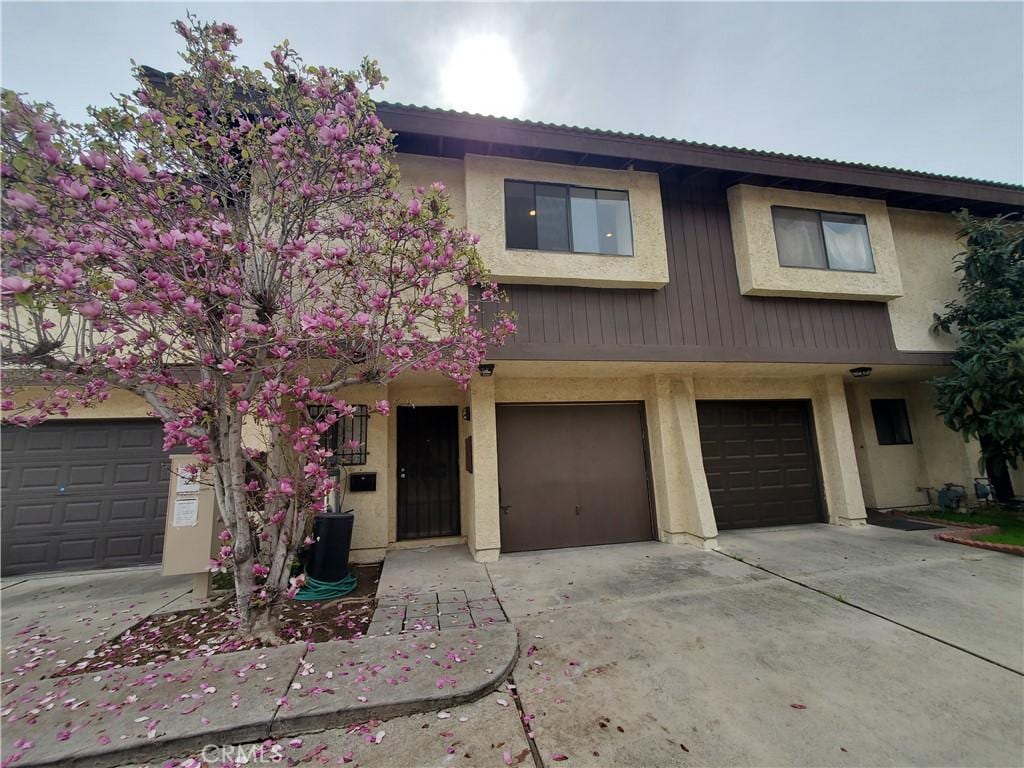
[397,406,461,540]
[696,400,824,529]
[496,403,654,552]
[1,419,173,575]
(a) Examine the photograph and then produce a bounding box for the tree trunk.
[208,411,289,644]
[248,603,284,646]
[981,434,1017,502]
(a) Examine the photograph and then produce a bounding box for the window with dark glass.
[772,206,875,272]
[871,399,913,445]
[504,180,633,255]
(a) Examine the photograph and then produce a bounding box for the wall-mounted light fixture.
[477,363,495,377]
[850,366,873,379]
[462,407,471,421]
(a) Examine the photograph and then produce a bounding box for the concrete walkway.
[1,566,193,681]
[0,561,518,768]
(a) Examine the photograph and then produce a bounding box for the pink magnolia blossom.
[124,162,150,182]
[0,18,514,641]
[81,150,109,170]
[59,178,90,199]
[5,189,38,211]
[54,262,83,290]
[78,301,103,319]
[1,276,31,294]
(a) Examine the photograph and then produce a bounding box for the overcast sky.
[2,1,1021,184]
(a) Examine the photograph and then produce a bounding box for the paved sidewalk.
[1,566,192,682]
[1,557,520,768]
[2,624,518,768]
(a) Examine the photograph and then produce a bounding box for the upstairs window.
[772,206,875,273]
[504,180,634,256]
[871,399,913,445]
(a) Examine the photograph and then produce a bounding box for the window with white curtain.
[772,206,875,273]
[505,180,634,256]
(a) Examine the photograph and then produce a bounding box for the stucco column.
[812,375,868,526]
[468,377,500,562]
[646,375,719,549]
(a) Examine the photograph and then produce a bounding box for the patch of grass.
[975,529,1024,546]
[911,506,1024,547]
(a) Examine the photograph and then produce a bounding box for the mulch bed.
[900,513,993,529]
[54,563,383,677]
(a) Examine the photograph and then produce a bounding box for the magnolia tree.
[1,18,514,641]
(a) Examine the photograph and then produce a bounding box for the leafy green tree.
[933,211,1024,500]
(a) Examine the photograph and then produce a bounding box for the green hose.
[293,572,358,601]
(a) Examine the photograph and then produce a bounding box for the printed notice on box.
[176,472,200,494]
[172,497,199,527]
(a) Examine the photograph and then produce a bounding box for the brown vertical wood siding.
[480,174,933,365]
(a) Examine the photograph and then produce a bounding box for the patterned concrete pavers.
[365,590,508,637]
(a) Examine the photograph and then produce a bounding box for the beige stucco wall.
[1009,463,1024,499]
[845,379,981,509]
[6,386,271,449]
[727,184,903,301]
[468,377,499,561]
[7,386,154,420]
[326,384,390,563]
[887,208,962,352]
[395,153,468,229]
[23,364,985,567]
[647,375,719,548]
[464,154,669,288]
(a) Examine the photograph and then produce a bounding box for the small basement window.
[772,206,875,273]
[871,399,913,445]
[504,180,633,256]
[314,404,370,465]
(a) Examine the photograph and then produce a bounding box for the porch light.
[478,363,495,377]
[850,366,873,378]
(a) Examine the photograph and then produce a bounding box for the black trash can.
[305,511,354,582]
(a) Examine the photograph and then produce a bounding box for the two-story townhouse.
[3,103,1022,574]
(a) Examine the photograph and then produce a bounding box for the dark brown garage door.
[496,403,654,552]
[1,420,173,575]
[696,401,823,529]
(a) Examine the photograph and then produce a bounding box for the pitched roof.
[378,101,1021,192]
[376,102,1024,213]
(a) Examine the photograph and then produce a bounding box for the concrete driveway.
[487,525,1024,767]
[10,529,1020,767]
[1,565,192,680]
